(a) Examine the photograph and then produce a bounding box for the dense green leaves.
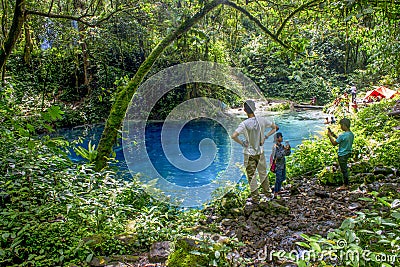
[1,0,400,265]
[288,98,400,185]
[2,0,399,127]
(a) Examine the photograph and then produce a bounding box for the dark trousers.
[351,93,356,103]
[338,153,351,186]
[274,168,286,193]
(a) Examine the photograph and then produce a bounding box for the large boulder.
[148,241,172,263]
[259,200,290,214]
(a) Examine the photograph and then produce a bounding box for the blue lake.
[61,110,327,188]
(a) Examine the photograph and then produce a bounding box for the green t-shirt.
[336,131,354,156]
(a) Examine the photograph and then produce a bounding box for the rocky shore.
[87,167,399,267]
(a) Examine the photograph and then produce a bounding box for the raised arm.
[284,145,291,156]
[327,130,338,146]
[264,123,279,140]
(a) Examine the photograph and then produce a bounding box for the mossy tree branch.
[0,2,130,79]
[224,0,290,49]
[94,0,322,171]
[275,0,324,37]
[0,0,25,73]
[26,6,132,27]
[94,0,226,171]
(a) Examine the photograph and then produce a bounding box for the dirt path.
[206,176,380,266]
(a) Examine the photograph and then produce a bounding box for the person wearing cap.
[231,100,279,202]
[327,118,354,190]
[271,132,291,196]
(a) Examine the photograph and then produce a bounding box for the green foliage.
[287,137,336,178]
[167,239,209,267]
[74,141,98,163]
[209,181,249,217]
[0,95,207,266]
[42,106,64,121]
[239,41,346,105]
[353,99,400,169]
[167,235,242,267]
[317,166,343,186]
[266,102,291,112]
[288,98,400,184]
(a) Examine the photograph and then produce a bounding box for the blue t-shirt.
[336,131,354,156]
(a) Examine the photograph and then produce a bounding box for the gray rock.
[90,256,110,267]
[258,200,290,214]
[315,191,330,198]
[287,222,308,231]
[348,202,361,210]
[244,201,260,216]
[374,166,394,176]
[148,241,172,263]
[221,218,231,227]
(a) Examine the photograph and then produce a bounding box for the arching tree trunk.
[94,0,225,171]
[0,0,25,77]
[94,0,309,170]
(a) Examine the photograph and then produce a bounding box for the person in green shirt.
[327,118,354,190]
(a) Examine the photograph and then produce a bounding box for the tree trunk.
[94,0,225,171]
[78,23,90,87]
[0,0,25,75]
[94,0,299,171]
[23,19,33,65]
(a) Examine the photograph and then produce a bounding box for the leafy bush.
[0,90,207,266]
[317,166,343,185]
[287,137,336,179]
[287,98,400,184]
[266,102,291,111]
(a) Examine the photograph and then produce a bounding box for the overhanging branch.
[26,7,131,27]
[224,1,290,49]
[276,0,324,37]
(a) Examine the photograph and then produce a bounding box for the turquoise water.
[61,110,326,187]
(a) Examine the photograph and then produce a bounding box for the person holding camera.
[271,132,291,196]
[231,100,279,203]
[327,118,354,190]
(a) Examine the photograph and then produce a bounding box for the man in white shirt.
[231,100,279,202]
[350,85,357,103]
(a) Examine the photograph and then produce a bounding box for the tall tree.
[0,0,124,81]
[94,0,314,170]
[94,0,226,170]
[0,0,25,78]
